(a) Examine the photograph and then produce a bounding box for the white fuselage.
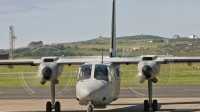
[76,63,121,107]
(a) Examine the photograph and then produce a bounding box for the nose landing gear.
[87,101,94,112]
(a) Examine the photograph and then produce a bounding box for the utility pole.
[9,26,17,60]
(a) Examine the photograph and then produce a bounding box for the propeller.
[121,50,175,98]
[16,65,76,97]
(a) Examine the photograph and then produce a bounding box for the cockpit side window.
[94,64,109,81]
[78,64,92,81]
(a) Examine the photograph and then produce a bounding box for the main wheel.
[55,101,61,112]
[144,100,149,111]
[87,105,93,112]
[46,101,52,112]
[152,99,158,111]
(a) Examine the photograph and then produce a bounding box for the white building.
[173,35,180,39]
[189,35,198,39]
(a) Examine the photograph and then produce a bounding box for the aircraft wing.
[154,56,200,64]
[1,56,200,66]
[0,59,42,66]
[0,57,110,66]
[56,56,200,65]
[0,57,139,66]
[56,56,141,65]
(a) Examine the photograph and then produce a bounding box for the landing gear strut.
[143,79,158,111]
[87,101,94,112]
[46,82,61,112]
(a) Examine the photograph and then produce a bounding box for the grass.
[0,63,200,88]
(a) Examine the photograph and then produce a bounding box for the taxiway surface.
[0,86,200,111]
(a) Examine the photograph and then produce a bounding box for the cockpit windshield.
[78,64,92,81]
[94,64,109,81]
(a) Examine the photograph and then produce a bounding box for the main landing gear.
[144,99,158,111]
[46,82,61,112]
[46,101,60,112]
[144,79,158,111]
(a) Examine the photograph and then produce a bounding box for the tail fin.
[109,0,116,57]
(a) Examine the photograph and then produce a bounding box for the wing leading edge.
[0,59,42,66]
[56,56,200,65]
[1,56,200,66]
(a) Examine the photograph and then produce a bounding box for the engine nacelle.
[138,61,160,83]
[38,62,63,84]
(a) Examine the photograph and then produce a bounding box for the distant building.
[17,46,29,49]
[173,35,180,39]
[49,43,56,45]
[189,35,198,39]
[164,39,169,43]
[132,47,140,51]
[171,44,192,46]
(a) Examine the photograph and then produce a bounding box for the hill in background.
[2,34,200,58]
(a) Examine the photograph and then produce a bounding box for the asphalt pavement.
[0,86,200,99]
[1,86,200,112]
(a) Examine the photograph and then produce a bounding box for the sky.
[1,0,200,49]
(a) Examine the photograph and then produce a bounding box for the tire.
[55,101,61,112]
[144,100,149,111]
[46,101,52,112]
[152,99,158,111]
[87,105,93,112]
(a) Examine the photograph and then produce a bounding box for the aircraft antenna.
[9,26,17,60]
[101,52,103,63]
[110,0,116,57]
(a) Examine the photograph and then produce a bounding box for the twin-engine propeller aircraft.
[1,0,200,112]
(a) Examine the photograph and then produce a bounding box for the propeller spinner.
[142,65,152,79]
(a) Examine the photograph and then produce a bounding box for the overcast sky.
[1,0,200,49]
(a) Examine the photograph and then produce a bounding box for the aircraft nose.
[76,80,109,102]
[80,85,99,100]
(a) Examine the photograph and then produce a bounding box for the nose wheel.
[87,105,94,112]
[143,99,158,111]
[46,101,61,112]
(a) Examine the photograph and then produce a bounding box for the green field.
[0,63,200,88]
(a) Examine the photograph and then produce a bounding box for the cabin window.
[94,64,109,81]
[78,64,92,81]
